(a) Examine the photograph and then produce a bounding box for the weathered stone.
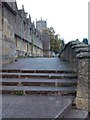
[0,2,2,32]
[0,2,50,64]
[75,47,90,53]
[2,95,74,118]
[69,41,80,47]
[72,44,88,49]
[76,98,90,111]
[0,2,2,66]
[77,86,90,98]
[76,49,90,112]
[77,76,90,85]
[78,62,90,76]
[61,42,90,112]
[77,52,90,59]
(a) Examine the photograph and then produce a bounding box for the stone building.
[36,19,50,57]
[0,1,50,65]
[2,2,17,64]
[88,1,90,45]
[0,1,2,65]
[41,32,50,57]
[36,19,47,32]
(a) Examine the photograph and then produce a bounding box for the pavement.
[2,94,74,118]
[2,57,74,71]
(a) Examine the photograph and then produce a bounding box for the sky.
[16,0,89,43]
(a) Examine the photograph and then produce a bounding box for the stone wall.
[61,41,89,72]
[15,6,43,57]
[0,1,51,64]
[2,2,16,64]
[60,40,90,112]
[76,50,90,112]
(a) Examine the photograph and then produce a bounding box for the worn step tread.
[1,72,76,75]
[1,85,76,92]
[1,69,75,72]
[0,69,75,73]
[1,78,77,83]
[65,109,88,118]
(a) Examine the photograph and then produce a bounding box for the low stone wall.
[60,40,90,112]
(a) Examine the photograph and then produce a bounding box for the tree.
[47,27,65,53]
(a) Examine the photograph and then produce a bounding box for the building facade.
[0,1,2,65]
[36,19,50,57]
[88,1,90,44]
[0,1,50,65]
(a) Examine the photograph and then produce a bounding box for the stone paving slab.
[65,109,88,118]
[2,58,74,71]
[2,95,74,118]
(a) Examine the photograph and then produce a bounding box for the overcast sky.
[16,0,89,43]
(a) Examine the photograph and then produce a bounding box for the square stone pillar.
[76,49,90,112]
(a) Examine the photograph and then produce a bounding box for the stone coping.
[61,40,87,53]
[76,52,90,59]
[71,44,89,49]
[75,47,90,53]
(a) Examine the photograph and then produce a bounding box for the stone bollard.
[76,47,90,112]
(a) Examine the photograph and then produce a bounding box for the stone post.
[76,47,90,112]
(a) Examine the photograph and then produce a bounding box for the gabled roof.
[2,1,18,15]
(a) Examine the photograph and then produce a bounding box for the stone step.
[64,109,88,118]
[0,69,75,74]
[1,86,76,95]
[55,98,73,118]
[1,78,77,86]
[1,73,77,79]
[2,95,74,118]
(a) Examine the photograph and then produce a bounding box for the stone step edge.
[1,80,77,84]
[1,90,76,96]
[1,79,77,86]
[0,73,77,79]
[1,82,77,87]
[55,101,72,118]
[1,78,77,82]
[0,69,76,74]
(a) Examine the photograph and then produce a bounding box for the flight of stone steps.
[0,69,77,95]
[1,69,89,118]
